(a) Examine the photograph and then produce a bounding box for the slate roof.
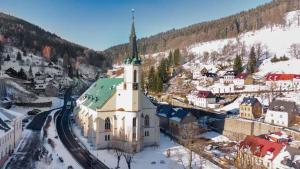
[157,106,191,122]
[268,100,297,114]
[239,135,284,161]
[80,78,123,110]
[224,70,237,76]
[241,97,261,106]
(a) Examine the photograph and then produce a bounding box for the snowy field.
[72,124,220,169]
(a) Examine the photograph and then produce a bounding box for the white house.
[75,18,160,153]
[187,90,216,108]
[265,74,297,91]
[264,100,297,127]
[0,108,23,167]
[233,73,248,87]
[221,70,237,84]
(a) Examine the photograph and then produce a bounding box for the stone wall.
[215,118,300,141]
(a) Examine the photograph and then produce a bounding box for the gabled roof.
[157,106,193,122]
[265,74,295,81]
[241,97,261,106]
[79,78,123,111]
[196,90,215,98]
[268,100,297,114]
[235,73,248,79]
[239,135,284,161]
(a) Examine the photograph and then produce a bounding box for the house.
[237,135,285,169]
[0,108,23,167]
[264,100,297,127]
[239,97,262,119]
[265,73,298,90]
[187,90,216,108]
[75,18,160,153]
[192,67,209,80]
[199,72,218,84]
[233,73,248,87]
[221,70,237,84]
[157,106,201,140]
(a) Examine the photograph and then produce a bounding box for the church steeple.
[125,9,141,65]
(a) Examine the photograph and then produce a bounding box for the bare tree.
[289,43,300,59]
[123,146,134,169]
[180,122,199,169]
[109,141,124,169]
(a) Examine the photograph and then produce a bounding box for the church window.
[133,70,137,83]
[144,131,149,137]
[105,135,110,141]
[133,133,136,140]
[133,117,136,127]
[105,118,111,130]
[144,115,150,127]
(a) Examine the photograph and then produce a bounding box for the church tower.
[116,9,142,112]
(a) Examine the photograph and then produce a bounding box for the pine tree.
[63,52,70,69]
[16,51,22,61]
[167,51,173,67]
[158,58,168,83]
[173,49,181,66]
[233,54,243,73]
[28,65,33,78]
[50,55,58,63]
[247,46,256,74]
[154,73,163,93]
[147,66,155,91]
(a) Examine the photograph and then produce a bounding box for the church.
[74,13,160,153]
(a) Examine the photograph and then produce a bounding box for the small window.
[105,135,110,141]
[144,131,149,137]
[133,117,136,127]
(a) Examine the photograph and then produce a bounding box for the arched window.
[144,115,149,127]
[133,70,137,83]
[105,118,111,130]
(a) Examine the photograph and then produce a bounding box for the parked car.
[27,109,41,115]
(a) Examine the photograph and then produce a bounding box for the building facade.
[0,108,23,167]
[75,17,160,153]
[264,100,297,127]
[187,90,216,108]
[239,97,262,119]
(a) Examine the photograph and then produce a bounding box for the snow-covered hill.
[185,10,300,76]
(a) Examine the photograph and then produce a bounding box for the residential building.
[265,73,300,91]
[221,70,237,84]
[237,135,285,169]
[239,97,262,119]
[187,90,216,108]
[0,108,23,167]
[75,17,160,153]
[264,100,297,127]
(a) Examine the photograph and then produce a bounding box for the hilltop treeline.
[105,0,300,63]
[0,13,112,69]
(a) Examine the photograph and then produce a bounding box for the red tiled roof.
[235,73,248,79]
[265,74,297,81]
[196,90,215,98]
[239,135,284,161]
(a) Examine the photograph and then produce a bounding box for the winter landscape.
[1,0,300,169]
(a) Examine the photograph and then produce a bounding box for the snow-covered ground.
[35,109,82,169]
[185,10,300,77]
[200,131,230,143]
[72,124,220,169]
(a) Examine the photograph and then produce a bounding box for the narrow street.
[55,88,109,169]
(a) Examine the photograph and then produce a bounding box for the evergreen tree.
[158,58,168,82]
[233,54,243,73]
[173,49,181,66]
[167,51,173,67]
[154,73,163,93]
[50,55,58,63]
[5,54,10,61]
[16,51,22,61]
[28,65,33,78]
[63,52,70,69]
[147,66,155,91]
[247,46,256,74]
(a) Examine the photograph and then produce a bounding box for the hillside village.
[0,1,300,169]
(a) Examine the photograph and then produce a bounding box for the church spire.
[125,9,141,65]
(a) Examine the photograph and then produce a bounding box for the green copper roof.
[80,78,123,110]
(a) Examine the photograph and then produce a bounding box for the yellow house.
[239,97,262,119]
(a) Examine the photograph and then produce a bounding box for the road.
[56,88,109,169]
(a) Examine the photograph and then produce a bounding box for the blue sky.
[0,0,271,50]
